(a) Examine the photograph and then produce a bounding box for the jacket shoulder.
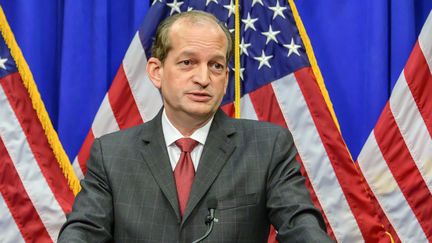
[94,122,151,149]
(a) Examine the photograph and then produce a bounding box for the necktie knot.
[175,138,198,153]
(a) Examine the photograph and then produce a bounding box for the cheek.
[164,71,187,86]
[215,76,228,93]
[160,79,182,99]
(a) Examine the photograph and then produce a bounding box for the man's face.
[150,19,229,123]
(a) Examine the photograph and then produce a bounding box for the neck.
[165,110,214,137]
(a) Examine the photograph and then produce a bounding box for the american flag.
[72,1,432,242]
[0,6,78,242]
[357,11,432,242]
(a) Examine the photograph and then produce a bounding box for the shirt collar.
[161,109,213,147]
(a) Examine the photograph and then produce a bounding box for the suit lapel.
[138,110,181,221]
[182,110,236,224]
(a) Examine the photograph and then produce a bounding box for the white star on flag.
[240,39,251,56]
[262,25,280,44]
[152,0,162,6]
[206,0,218,6]
[167,0,183,15]
[232,67,245,80]
[284,38,302,57]
[251,0,264,7]
[253,50,273,69]
[223,1,235,18]
[242,13,258,31]
[268,1,287,19]
[0,57,7,70]
[239,67,245,80]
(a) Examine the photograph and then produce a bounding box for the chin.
[185,107,216,118]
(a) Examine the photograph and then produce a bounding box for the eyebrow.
[178,51,226,62]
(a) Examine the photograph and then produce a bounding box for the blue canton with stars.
[139,0,310,105]
[0,36,18,79]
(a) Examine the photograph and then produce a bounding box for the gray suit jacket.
[58,109,333,243]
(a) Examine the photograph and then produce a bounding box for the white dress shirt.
[161,109,213,171]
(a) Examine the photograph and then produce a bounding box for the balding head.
[151,10,233,65]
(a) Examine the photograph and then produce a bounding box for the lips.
[186,91,212,102]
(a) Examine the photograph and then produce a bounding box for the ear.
[146,57,163,89]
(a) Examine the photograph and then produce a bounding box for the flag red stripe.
[77,130,95,175]
[404,41,432,137]
[374,103,432,240]
[0,73,74,213]
[108,64,143,129]
[0,138,52,243]
[248,83,287,128]
[294,67,393,242]
[221,102,235,117]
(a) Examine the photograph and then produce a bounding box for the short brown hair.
[151,10,233,64]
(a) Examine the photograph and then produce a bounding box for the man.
[59,11,333,242]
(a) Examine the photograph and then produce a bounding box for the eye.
[179,60,191,66]
[211,62,225,70]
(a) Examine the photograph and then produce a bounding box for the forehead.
[167,18,228,55]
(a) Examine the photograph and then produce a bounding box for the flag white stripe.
[272,74,363,243]
[418,11,432,73]
[357,133,428,242]
[240,93,259,120]
[91,94,120,138]
[390,73,432,192]
[0,193,26,243]
[72,157,85,180]
[0,87,65,242]
[123,34,162,122]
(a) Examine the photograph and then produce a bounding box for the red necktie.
[174,138,198,217]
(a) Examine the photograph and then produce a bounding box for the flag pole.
[234,0,241,118]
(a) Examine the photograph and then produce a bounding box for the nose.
[192,64,210,87]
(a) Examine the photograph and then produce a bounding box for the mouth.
[186,91,212,102]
